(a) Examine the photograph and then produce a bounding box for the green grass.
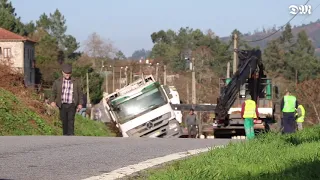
[0,88,114,136]
[136,126,320,180]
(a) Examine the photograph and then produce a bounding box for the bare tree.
[83,32,117,67]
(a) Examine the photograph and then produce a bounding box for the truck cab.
[166,86,183,124]
[103,75,182,138]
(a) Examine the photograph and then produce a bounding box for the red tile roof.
[0,28,37,43]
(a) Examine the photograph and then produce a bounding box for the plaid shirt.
[61,78,73,104]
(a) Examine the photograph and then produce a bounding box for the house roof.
[0,28,37,43]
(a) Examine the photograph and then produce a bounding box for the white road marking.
[82,145,225,180]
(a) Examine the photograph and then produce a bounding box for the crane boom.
[215,49,266,121]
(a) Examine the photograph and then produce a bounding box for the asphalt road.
[0,136,237,180]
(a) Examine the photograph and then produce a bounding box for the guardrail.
[170,104,217,112]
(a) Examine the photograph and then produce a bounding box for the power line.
[301,2,320,23]
[242,0,311,43]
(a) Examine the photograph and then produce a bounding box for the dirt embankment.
[0,61,114,136]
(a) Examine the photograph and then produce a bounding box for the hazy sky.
[11,0,320,56]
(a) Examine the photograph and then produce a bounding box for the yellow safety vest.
[243,99,257,118]
[282,95,297,112]
[295,105,305,123]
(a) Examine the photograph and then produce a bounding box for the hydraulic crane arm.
[215,49,265,120]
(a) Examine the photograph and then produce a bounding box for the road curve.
[0,136,237,180]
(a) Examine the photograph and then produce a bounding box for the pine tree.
[290,30,320,82]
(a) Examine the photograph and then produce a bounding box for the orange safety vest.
[243,99,257,118]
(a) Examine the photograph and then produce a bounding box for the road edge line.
[82,145,225,180]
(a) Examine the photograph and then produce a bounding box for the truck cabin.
[108,81,169,124]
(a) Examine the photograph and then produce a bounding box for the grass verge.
[134,126,320,180]
[0,88,115,136]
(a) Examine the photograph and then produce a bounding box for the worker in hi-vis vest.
[295,104,305,131]
[241,94,259,140]
[280,90,298,134]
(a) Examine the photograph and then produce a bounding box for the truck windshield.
[114,87,167,123]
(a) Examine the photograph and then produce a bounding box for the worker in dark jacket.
[280,90,298,134]
[241,94,259,140]
[50,63,83,136]
[185,108,197,138]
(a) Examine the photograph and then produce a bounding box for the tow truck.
[172,49,279,138]
[102,74,182,138]
[213,49,279,138]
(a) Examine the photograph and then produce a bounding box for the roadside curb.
[82,145,225,180]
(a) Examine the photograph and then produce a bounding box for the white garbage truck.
[166,86,183,124]
[102,75,182,138]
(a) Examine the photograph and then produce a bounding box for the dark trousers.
[59,103,76,135]
[282,112,296,134]
[187,124,197,138]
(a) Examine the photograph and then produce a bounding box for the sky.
[10,0,320,57]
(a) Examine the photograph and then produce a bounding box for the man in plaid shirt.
[50,63,83,135]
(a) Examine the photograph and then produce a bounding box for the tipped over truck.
[102,75,182,138]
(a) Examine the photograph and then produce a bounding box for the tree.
[115,50,126,60]
[131,49,151,60]
[279,24,294,47]
[262,23,320,82]
[24,21,36,35]
[49,9,67,50]
[84,32,116,67]
[262,40,285,76]
[289,30,320,82]
[64,35,80,59]
[150,27,232,74]
[36,13,51,31]
[36,10,80,60]
[30,28,60,85]
[0,0,27,35]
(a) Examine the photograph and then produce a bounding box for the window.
[3,48,11,58]
[113,86,167,123]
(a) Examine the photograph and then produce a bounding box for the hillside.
[0,61,115,136]
[220,20,320,55]
[0,88,115,136]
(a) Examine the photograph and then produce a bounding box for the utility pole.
[187,80,189,104]
[155,63,159,81]
[163,65,167,85]
[86,72,91,106]
[119,67,123,89]
[227,62,230,78]
[130,65,133,83]
[112,66,115,92]
[125,66,128,85]
[105,72,108,94]
[139,60,142,77]
[233,33,238,75]
[295,69,298,87]
[191,58,196,104]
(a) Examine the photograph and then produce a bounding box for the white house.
[0,28,37,86]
